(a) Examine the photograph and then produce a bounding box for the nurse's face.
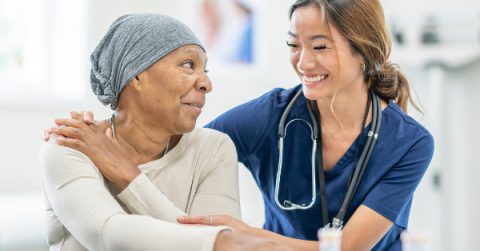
[288,5,364,100]
[132,44,212,134]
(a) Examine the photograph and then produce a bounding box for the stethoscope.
[274,88,382,229]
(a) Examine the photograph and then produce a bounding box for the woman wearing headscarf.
[40,13,290,251]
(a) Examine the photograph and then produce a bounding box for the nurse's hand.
[177,215,251,234]
[214,231,293,251]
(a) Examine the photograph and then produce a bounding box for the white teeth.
[303,74,327,83]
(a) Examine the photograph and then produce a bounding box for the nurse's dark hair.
[289,0,420,113]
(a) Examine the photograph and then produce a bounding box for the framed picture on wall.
[185,0,264,76]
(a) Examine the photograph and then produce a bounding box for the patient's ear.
[129,75,142,90]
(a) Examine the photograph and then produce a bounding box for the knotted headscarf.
[90,13,204,110]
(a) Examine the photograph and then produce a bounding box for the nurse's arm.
[249,205,391,251]
[178,205,392,251]
[340,205,393,250]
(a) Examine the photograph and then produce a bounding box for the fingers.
[43,128,53,141]
[69,111,94,124]
[51,126,83,140]
[52,113,79,128]
[83,111,95,124]
[177,215,211,225]
[70,111,83,121]
[45,111,95,142]
[54,118,88,129]
[55,135,88,152]
[177,215,227,226]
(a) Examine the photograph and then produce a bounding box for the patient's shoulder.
[187,128,233,146]
[182,128,236,156]
[40,137,92,163]
[39,136,101,180]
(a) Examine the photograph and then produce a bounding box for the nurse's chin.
[302,88,331,101]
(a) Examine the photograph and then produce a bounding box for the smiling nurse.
[179,0,434,250]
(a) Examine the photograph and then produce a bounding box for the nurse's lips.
[302,74,328,87]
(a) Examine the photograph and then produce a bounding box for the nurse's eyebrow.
[287,31,331,41]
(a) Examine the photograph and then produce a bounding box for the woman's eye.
[314,45,327,50]
[286,41,298,48]
[182,61,194,69]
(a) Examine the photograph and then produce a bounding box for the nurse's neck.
[315,84,371,132]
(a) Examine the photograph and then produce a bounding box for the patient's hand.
[43,111,95,141]
[46,111,140,191]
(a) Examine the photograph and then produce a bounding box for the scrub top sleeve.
[362,134,434,225]
[205,113,250,165]
[188,136,241,219]
[205,93,276,167]
[40,139,227,251]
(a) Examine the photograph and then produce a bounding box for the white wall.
[384,1,480,250]
[1,0,479,250]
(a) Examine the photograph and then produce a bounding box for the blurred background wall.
[0,0,479,250]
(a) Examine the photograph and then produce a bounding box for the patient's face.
[135,44,211,134]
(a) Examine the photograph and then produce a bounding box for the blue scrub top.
[206,85,434,251]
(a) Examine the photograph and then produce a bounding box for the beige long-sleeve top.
[39,128,241,251]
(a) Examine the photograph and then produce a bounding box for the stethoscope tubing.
[275,118,318,210]
[275,88,382,229]
[334,90,381,227]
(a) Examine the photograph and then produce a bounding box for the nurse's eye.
[313,45,328,50]
[182,60,194,69]
[286,41,298,48]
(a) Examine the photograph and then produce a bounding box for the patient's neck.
[111,110,173,165]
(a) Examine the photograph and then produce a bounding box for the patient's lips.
[181,98,205,114]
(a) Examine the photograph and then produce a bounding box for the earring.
[361,63,366,73]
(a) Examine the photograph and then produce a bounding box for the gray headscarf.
[90,13,205,110]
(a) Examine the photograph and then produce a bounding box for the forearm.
[247,226,377,251]
[103,213,227,251]
[112,162,141,191]
[248,227,318,251]
[46,172,221,251]
[339,205,392,251]
[117,173,186,222]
